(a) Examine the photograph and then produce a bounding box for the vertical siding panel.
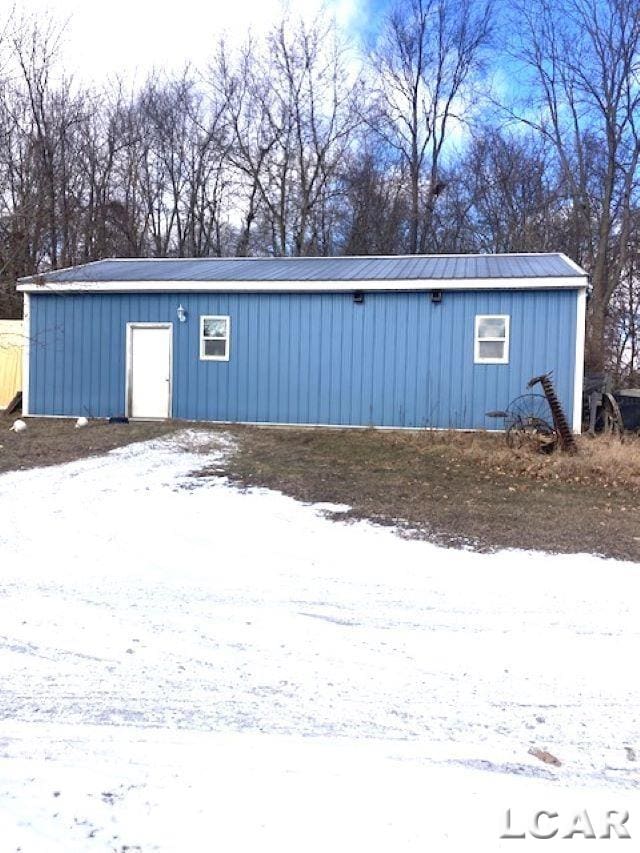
[308,295,319,423]
[242,293,256,421]
[268,296,276,423]
[254,293,262,421]
[322,296,329,423]
[31,297,38,411]
[297,295,305,424]
[347,296,356,425]
[317,295,325,423]
[108,295,117,416]
[48,296,57,414]
[176,295,185,419]
[350,296,362,425]
[221,294,229,420]
[474,292,486,428]
[447,294,461,427]
[285,295,293,423]
[264,294,272,422]
[304,295,311,425]
[414,294,425,427]
[383,295,394,425]
[398,297,408,426]
[315,293,323,423]
[346,296,354,424]
[371,296,383,425]
[332,297,341,423]
[227,295,236,421]
[32,298,41,412]
[334,294,348,424]
[100,296,109,416]
[384,295,394,425]
[336,297,344,423]
[334,296,344,424]
[44,296,52,413]
[440,293,450,428]
[428,295,441,428]
[67,296,75,413]
[239,295,249,421]
[37,297,45,413]
[254,293,261,422]
[403,296,413,426]
[393,296,403,426]
[295,296,304,424]
[287,295,296,423]
[280,295,289,422]
[360,295,370,425]
[44,297,52,413]
[327,294,334,423]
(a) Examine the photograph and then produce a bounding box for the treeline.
[0,0,639,377]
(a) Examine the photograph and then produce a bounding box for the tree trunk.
[585,289,607,374]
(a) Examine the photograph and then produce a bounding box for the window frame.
[200,314,231,362]
[474,314,510,365]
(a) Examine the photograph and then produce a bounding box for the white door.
[128,325,172,418]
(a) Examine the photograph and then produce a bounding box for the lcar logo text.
[501,809,630,840]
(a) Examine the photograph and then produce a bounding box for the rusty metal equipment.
[487,371,577,453]
[486,393,558,453]
[583,374,626,437]
[527,372,577,453]
[615,390,640,432]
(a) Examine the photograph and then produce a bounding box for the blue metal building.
[18,254,588,431]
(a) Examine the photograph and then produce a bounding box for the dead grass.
[0,412,180,475]
[2,413,638,561]
[403,430,640,494]
[220,426,640,562]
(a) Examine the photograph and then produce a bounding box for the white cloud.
[14,0,362,83]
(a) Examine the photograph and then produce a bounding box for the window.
[474,314,509,364]
[200,315,230,361]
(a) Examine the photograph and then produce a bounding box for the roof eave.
[17,275,589,293]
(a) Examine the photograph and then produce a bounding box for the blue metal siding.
[28,289,579,428]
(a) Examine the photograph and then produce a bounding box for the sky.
[14,0,392,83]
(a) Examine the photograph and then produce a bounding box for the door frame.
[125,322,173,419]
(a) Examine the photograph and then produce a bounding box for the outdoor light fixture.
[177,304,187,323]
[353,290,364,304]
[430,290,443,304]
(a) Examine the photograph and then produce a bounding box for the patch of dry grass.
[398,430,640,494]
[2,414,638,561]
[0,412,181,475]
[220,426,640,561]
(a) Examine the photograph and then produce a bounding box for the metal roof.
[18,253,585,285]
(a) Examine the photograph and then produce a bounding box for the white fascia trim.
[573,288,587,434]
[17,277,589,293]
[22,292,30,416]
[559,253,589,277]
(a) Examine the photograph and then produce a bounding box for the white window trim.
[474,314,510,364]
[200,314,230,362]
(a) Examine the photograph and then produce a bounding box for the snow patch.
[0,431,638,849]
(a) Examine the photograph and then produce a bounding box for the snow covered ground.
[0,430,638,851]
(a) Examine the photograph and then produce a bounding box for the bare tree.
[336,138,409,254]
[454,127,567,253]
[508,0,640,373]
[368,0,493,254]
[609,210,640,383]
[215,15,360,256]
